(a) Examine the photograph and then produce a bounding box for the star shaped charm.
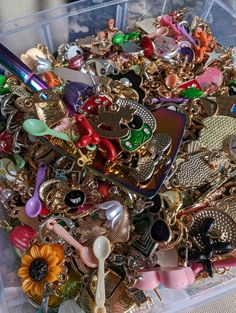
[204,50,224,67]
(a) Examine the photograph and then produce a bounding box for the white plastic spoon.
[93,236,111,313]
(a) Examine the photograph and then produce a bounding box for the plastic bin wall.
[0,0,129,55]
[1,0,236,57]
[126,0,236,47]
[1,0,236,313]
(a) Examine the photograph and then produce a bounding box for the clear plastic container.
[1,0,236,312]
[0,0,129,55]
[1,0,236,56]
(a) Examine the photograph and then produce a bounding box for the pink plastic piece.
[160,15,182,39]
[191,263,204,275]
[134,267,195,291]
[9,225,36,252]
[134,270,160,290]
[159,267,195,289]
[46,219,98,268]
[196,67,223,91]
[214,258,236,268]
[148,27,169,39]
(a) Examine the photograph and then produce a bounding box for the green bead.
[86,144,97,152]
[112,33,125,45]
[124,31,140,41]
[0,87,11,95]
[130,65,141,75]
[0,75,6,87]
[228,78,236,87]
[14,154,26,169]
[180,87,205,99]
[112,31,140,45]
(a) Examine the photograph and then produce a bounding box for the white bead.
[58,300,83,313]
[1,189,13,200]
[119,78,132,87]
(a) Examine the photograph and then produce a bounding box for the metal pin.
[153,288,162,301]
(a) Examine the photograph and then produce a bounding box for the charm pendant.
[171,141,231,189]
[190,208,236,256]
[199,116,236,150]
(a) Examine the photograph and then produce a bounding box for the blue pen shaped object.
[0,43,48,92]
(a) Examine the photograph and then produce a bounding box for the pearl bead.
[1,189,14,201]
[119,78,132,87]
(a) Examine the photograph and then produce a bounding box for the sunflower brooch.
[17,244,64,297]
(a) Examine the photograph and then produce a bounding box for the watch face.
[64,190,85,207]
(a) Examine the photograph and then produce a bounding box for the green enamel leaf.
[0,75,6,87]
[180,87,205,99]
[228,78,236,87]
[0,87,11,95]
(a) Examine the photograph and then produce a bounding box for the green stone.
[228,78,236,87]
[120,123,152,152]
[112,31,140,45]
[0,87,11,95]
[130,65,141,75]
[0,75,6,87]
[14,154,26,169]
[112,33,125,45]
[180,87,205,99]
[124,31,140,41]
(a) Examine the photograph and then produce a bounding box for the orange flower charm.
[17,244,64,298]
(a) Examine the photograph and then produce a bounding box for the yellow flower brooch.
[18,244,64,297]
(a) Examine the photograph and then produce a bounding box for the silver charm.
[36,56,52,74]
[146,132,172,155]
[129,155,160,183]
[129,133,172,183]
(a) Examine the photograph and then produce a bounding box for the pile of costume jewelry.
[1,8,236,313]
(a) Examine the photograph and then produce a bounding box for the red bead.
[9,225,36,252]
[40,204,50,216]
[69,55,84,70]
[140,36,155,58]
[90,133,101,145]
[76,135,91,148]
[99,138,117,161]
[98,182,110,200]
[76,114,94,136]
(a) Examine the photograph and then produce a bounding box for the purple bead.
[151,97,189,104]
[64,82,94,116]
[179,47,194,62]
